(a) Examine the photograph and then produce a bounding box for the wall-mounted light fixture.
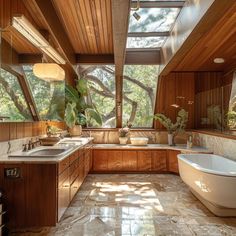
[12,15,66,64]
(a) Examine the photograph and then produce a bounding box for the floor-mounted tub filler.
[177,154,236,217]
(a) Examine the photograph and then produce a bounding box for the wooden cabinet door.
[58,168,70,221]
[137,151,152,171]
[107,151,123,171]
[122,151,137,171]
[167,150,181,173]
[151,151,167,171]
[92,150,108,171]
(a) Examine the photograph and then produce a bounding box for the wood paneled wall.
[0,121,66,142]
[155,72,195,129]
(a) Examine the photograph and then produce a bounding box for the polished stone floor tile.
[10,174,236,236]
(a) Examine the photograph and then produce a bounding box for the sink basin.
[130,137,149,146]
[28,148,69,156]
[9,146,73,158]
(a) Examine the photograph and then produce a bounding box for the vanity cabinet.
[92,149,168,172]
[0,142,93,228]
[167,150,181,174]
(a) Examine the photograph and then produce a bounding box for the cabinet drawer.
[69,152,78,164]
[70,176,79,201]
[58,157,70,174]
[70,164,79,185]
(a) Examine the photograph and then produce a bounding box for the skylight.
[127,36,166,48]
[126,4,181,50]
[128,8,180,33]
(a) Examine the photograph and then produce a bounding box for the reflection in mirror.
[22,65,65,121]
[0,68,32,121]
[195,72,236,136]
[224,72,236,134]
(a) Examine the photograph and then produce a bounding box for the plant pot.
[167,133,175,146]
[119,137,128,145]
[69,125,82,136]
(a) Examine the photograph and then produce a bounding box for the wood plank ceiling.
[52,0,113,54]
[174,2,236,73]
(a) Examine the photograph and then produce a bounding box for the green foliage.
[76,78,88,96]
[226,110,236,129]
[23,66,65,121]
[85,108,102,126]
[65,81,102,128]
[153,109,189,134]
[0,68,32,121]
[65,102,76,128]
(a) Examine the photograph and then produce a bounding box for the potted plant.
[118,127,130,144]
[65,78,102,136]
[153,109,188,146]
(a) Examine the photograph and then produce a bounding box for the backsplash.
[82,130,190,144]
[193,132,236,161]
[0,121,66,142]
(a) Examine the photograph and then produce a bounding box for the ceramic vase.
[119,137,128,145]
[69,125,82,136]
[167,133,175,146]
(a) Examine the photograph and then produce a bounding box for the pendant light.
[33,63,65,82]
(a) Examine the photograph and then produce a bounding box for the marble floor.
[11,174,236,236]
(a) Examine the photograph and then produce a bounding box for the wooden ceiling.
[173,2,236,73]
[0,0,236,75]
[52,0,113,54]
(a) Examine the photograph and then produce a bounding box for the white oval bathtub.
[177,154,236,216]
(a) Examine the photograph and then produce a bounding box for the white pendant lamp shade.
[33,63,65,81]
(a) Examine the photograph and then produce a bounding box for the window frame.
[0,65,39,121]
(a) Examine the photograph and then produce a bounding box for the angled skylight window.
[128,8,180,32]
[127,36,166,48]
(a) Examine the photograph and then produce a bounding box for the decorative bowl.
[130,137,149,146]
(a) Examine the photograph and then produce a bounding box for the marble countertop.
[0,137,93,164]
[93,143,212,153]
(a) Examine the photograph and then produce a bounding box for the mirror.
[195,71,236,136]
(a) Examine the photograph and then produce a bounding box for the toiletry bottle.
[187,135,193,149]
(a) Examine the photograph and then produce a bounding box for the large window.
[122,65,159,127]
[78,65,116,128]
[23,65,65,121]
[0,68,32,121]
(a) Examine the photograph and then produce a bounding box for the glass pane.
[78,65,116,128]
[122,65,159,127]
[0,68,32,121]
[129,8,180,32]
[127,36,166,48]
[224,73,236,133]
[23,65,65,121]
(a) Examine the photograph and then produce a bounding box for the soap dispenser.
[187,135,193,149]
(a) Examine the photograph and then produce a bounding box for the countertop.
[0,137,93,164]
[0,140,211,163]
[93,144,211,153]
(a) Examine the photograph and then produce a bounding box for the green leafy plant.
[152,109,189,135]
[226,110,236,129]
[64,78,102,128]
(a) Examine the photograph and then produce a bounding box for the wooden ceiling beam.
[27,0,76,66]
[18,54,42,64]
[125,50,161,64]
[112,0,131,128]
[131,1,185,8]
[76,54,114,64]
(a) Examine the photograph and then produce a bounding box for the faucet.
[22,139,40,152]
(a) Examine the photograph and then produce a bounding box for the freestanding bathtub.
[177,154,236,216]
